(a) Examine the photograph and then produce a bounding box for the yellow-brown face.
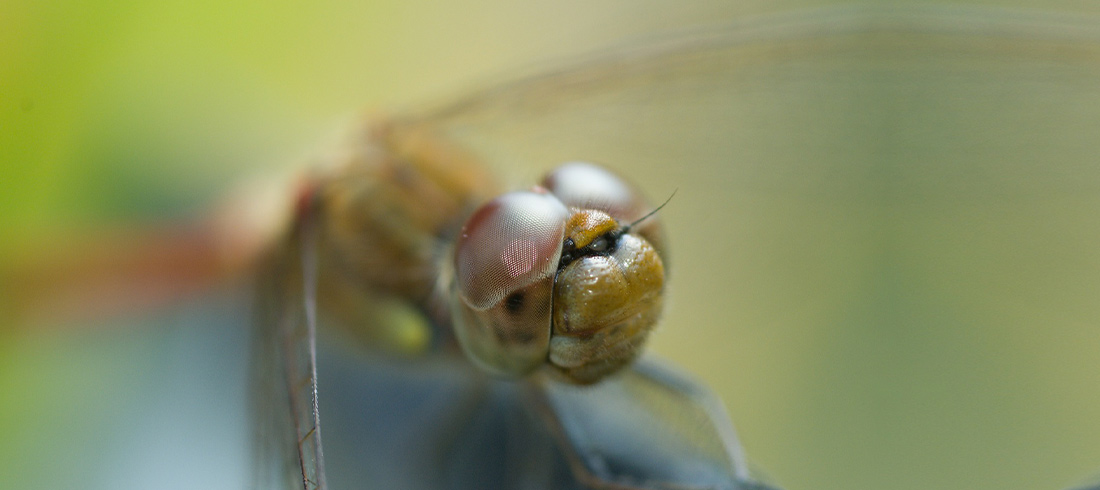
[450,162,667,384]
[549,209,665,383]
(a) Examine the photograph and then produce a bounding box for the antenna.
[623,188,677,233]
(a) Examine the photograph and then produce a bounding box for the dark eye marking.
[557,230,623,270]
[588,236,609,253]
[559,238,578,266]
[504,291,526,314]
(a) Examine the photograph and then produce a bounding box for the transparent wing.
[251,207,326,490]
[408,5,1100,180]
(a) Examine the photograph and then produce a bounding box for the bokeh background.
[3,1,1100,490]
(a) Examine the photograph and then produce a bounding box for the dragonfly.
[7,5,1100,490]
[240,6,1100,489]
[247,124,765,488]
[249,9,796,490]
[247,54,763,490]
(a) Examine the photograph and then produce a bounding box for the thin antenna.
[624,188,677,232]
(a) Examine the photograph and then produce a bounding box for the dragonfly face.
[451,162,666,384]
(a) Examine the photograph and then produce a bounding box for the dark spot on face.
[557,231,624,271]
[504,291,525,314]
[559,238,578,266]
[586,237,603,253]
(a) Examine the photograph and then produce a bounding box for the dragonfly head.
[451,162,668,384]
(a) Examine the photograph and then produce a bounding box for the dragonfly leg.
[523,358,781,490]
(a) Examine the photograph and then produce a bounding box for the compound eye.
[451,190,569,376]
[542,162,665,255]
[542,162,644,223]
[455,190,568,309]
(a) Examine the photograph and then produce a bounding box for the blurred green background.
[3,1,1100,490]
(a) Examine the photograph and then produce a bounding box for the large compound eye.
[542,162,639,216]
[451,190,569,376]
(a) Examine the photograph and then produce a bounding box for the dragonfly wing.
[413,6,1100,183]
[529,357,777,490]
[251,212,327,490]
